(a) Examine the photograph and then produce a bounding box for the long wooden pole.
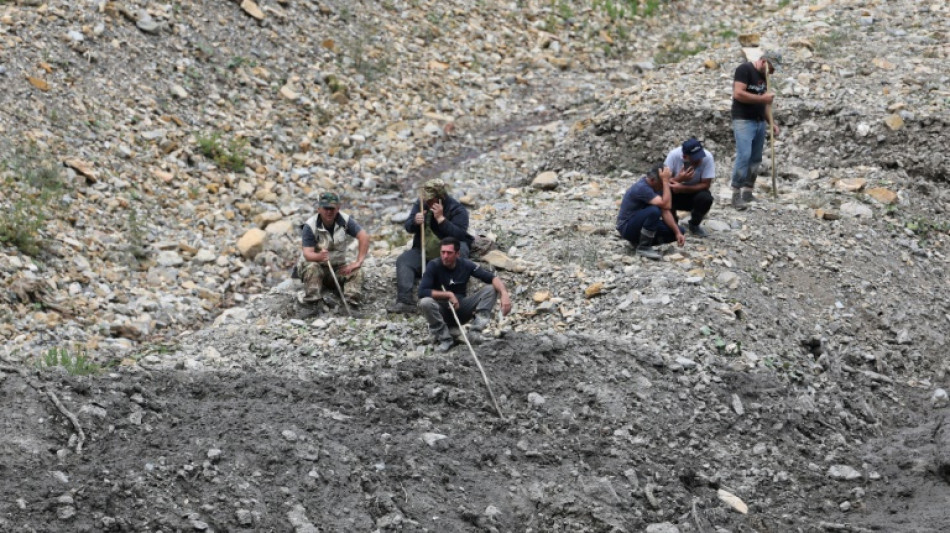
[765,65,777,199]
[419,197,426,275]
[442,285,505,420]
[325,260,351,317]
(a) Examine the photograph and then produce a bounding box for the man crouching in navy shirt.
[418,237,512,352]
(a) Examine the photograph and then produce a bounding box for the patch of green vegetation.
[0,147,63,256]
[655,31,706,64]
[36,346,101,376]
[338,26,391,82]
[719,29,737,39]
[593,0,663,21]
[227,56,256,70]
[126,208,149,261]
[813,28,854,57]
[556,0,573,20]
[195,131,248,172]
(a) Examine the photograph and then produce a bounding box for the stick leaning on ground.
[442,285,505,420]
[325,259,351,317]
[419,197,426,275]
[765,66,778,199]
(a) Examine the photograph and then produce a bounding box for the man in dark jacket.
[389,178,474,314]
[418,237,512,352]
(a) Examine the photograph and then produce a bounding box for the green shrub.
[37,347,101,376]
[0,152,62,256]
[195,131,248,172]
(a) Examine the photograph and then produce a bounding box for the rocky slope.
[1,0,949,531]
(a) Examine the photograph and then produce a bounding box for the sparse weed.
[813,28,854,57]
[0,148,63,256]
[227,56,256,70]
[655,31,706,64]
[36,346,101,376]
[126,208,149,261]
[195,131,248,172]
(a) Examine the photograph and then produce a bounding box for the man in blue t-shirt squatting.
[418,236,512,352]
[615,163,686,261]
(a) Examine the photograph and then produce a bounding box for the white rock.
[527,392,546,406]
[193,249,216,263]
[531,171,559,190]
[932,388,949,407]
[156,251,184,267]
[840,202,873,218]
[645,523,680,533]
[828,464,862,480]
[421,432,448,447]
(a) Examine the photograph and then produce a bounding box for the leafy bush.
[37,347,101,376]
[195,131,248,172]
[0,152,63,256]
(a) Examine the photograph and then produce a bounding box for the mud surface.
[3,329,949,532]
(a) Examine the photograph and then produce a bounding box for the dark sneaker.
[741,189,757,202]
[470,312,491,331]
[387,301,416,314]
[436,337,455,352]
[688,223,709,238]
[636,244,662,260]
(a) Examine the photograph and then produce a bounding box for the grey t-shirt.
[664,147,715,186]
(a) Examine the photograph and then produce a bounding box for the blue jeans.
[618,206,681,245]
[731,119,766,189]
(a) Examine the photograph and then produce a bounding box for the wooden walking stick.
[325,259,351,317]
[442,285,505,420]
[419,197,426,275]
[765,65,778,199]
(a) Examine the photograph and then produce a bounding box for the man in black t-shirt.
[730,50,783,210]
[418,237,512,352]
[388,178,474,314]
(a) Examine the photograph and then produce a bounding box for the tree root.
[0,363,86,454]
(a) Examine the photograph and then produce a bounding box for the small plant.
[0,149,63,256]
[194,131,248,172]
[126,208,149,261]
[655,32,706,64]
[556,0,573,20]
[227,56,256,70]
[37,347,101,376]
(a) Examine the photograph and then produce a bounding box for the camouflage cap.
[319,191,341,207]
[422,178,447,199]
[762,49,784,72]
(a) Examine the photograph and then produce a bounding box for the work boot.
[436,337,455,352]
[635,229,662,260]
[470,311,491,331]
[741,188,757,203]
[387,301,416,314]
[731,189,748,210]
[688,222,709,238]
[466,330,486,345]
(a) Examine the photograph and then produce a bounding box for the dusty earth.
[2,0,950,531]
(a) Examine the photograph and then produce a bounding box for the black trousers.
[671,190,713,226]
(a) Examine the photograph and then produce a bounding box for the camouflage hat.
[762,49,784,72]
[422,178,447,199]
[319,192,341,207]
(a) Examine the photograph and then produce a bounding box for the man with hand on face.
[665,137,715,238]
[296,192,370,307]
[417,237,512,352]
[389,178,473,314]
[730,49,783,209]
[616,163,686,260]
